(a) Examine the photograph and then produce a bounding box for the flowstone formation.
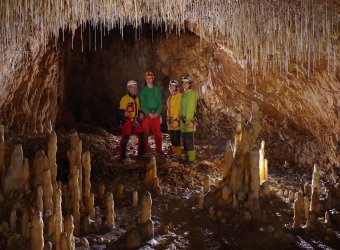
[202,102,264,222]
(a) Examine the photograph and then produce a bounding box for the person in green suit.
[180,75,197,162]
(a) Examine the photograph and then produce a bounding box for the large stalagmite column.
[36,186,44,213]
[65,215,75,250]
[293,192,303,229]
[71,169,80,234]
[42,169,54,216]
[75,140,83,206]
[311,164,320,191]
[106,192,115,229]
[259,141,265,182]
[144,156,162,195]
[33,150,49,188]
[139,191,154,240]
[48,132,58,201]
[55,186,63,250]
[82,151,91,215]
[249,151,260,214]
[3,144,29,195]
[233,114,242,158]
[31,211,44,250]
[310,187,320,214]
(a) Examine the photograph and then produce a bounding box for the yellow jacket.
[167,92,182,130]
[119,93,140,121]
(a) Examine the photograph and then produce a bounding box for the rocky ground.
[1,126,339,249]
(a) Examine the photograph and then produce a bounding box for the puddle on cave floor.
[17,127,340,250]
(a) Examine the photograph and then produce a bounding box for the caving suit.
[119,93,145,160]
[140,85,163,153]
[167,91,182,156]
[180,89,197,162]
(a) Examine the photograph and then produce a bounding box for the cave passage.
[57,24,198,133]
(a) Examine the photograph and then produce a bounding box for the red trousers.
[142,115,163,153]
[119,119,145,160]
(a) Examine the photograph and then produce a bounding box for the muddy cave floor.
[15,126,340,249]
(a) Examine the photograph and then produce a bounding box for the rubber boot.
[174,146,182,156]
[186,150,196,162]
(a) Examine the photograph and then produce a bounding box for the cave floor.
[12,127,340,249]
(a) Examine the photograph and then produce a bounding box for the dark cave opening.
[56,24,198,134]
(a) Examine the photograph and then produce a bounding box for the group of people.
[119,71,197,163]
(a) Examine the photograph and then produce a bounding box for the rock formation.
[144,156,162,196]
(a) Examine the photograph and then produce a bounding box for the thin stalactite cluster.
[0,0,338,80]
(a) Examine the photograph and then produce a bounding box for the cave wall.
[0,25,338,169]
[0,43,62,134]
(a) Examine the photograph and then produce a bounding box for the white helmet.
[169,80,179,86]
[127,80,138,88]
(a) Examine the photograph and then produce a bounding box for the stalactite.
[0,1,338,79]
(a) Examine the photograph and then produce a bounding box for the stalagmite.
[60,232,68,250]
[133,191,138,207]
[304,183,311,196]
[250,151,260,199]
[33,150,49,188]
[46,214,55,242]
[83,151,91,215]
[42,169,54,216]
[203,176,210,193]
[144,156,162,196]
[222,186,231,203]
[115,183,124,200]
[106,192,115,229]
[311,164,320,191]
[47,132,58,201]
[233,114,242,158]
[75,140,83,205]
[64,215,75,250]
[293,192,303,229]
[72,169,80,234]
[260,181,270,197]
[36,186,44,212]
[31,211,44,250]
[325,211,331,226]
[138,191,154,240]
[21,208,30,237]
[89,193,95,220]
[3,144,29,195]
[259,141,266,182]
[310,187,320,214]
[288,191,295,202]
[304,196,310,220]
[55,186,63,250]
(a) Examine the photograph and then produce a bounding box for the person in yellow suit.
[166,80,182,156]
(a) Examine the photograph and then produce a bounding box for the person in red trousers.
[140,71,164,154]
[119,80,146,160]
